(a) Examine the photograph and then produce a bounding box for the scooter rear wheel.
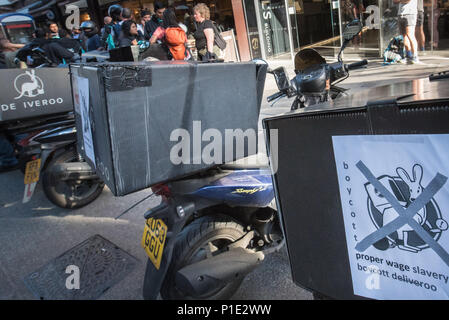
[160,214,247,300]
[42,148,104,209]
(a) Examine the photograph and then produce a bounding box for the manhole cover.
[24,234,138,300]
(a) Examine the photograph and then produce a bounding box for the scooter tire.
[159,214,247,300]
[42,148,104,209]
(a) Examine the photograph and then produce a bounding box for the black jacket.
[118,33,138,47]
[144,15,162,40]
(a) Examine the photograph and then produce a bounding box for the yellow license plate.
[24,159,41,185]
[141,218,167,270]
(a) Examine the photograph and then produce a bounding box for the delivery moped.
[140,20,366,300]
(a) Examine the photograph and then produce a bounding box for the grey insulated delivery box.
[71,61,267,196]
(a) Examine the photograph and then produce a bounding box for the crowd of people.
[0,2,227,170]
[0,1,226,69]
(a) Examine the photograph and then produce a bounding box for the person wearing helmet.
[81,20,101,51]
[101,4,124,49]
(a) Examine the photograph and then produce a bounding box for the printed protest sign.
[75,76,95,168]
[332,134,449,300]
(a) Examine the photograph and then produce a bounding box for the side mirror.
[271,66,290,91]
[342,19,363,42]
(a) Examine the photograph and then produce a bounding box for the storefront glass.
[256,0,292,58]
[426,0,449,51]
[292,0,341,57]
[243,0,263,58]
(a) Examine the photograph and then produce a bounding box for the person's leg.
[398,17,410,63]
[404,14,418,62]
[0,133,18,171]
[399,17,410,50]
[406,25,418,56]
[415,12,425,51]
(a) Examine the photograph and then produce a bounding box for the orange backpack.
[164,27,188,60]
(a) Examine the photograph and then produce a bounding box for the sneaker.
[409,57,422,64]
[399,58,408,64]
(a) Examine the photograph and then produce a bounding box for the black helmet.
[108,4,123,21]
[80,20,98,37]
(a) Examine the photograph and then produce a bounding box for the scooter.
[140,20,366,300]
[4,113,104,209]
[267,19,368,111]
[141,153,282,300]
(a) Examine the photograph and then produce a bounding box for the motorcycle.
[267,19,368,111]
[3,113,104,208]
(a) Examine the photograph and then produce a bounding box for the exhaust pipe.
[175,247,264,297]
[50,162,99,181]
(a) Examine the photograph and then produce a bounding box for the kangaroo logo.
[14,69,45,99]
[365,164,448,253]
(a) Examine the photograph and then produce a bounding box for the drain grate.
[24,234,138,300]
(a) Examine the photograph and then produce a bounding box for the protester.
[394,0,419,64]
[0,33,24,68]
[80,21,101,51]
[144,1,166,39]
[150,8,191,60]
[193,3,223,61]
[47,22,61,39]
[16,28,75,66]
[72,26,82,39]
[120,7,132,25]
[100,16,114,49]
[101,4,124,48]
[141,10,152,27]
[137,13,147,36]
[118,20,143,47]
[101,16,112,36]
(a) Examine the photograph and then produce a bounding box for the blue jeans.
[0,133,18,167]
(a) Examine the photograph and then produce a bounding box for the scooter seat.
[220,153,270,170]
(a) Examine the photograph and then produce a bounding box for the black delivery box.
[0,68,73,123]
[263,77,449,300]
[71,61,267,196]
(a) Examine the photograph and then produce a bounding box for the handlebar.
[346,59,368,70]
[267,91,286,103]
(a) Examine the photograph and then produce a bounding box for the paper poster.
[332,134,449,300]
[76,76,96,168]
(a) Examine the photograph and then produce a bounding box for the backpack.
[164,27,190,60]
[212,22,226,50]
[383,35,405,64]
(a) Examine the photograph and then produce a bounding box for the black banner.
[0,68,73,123]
